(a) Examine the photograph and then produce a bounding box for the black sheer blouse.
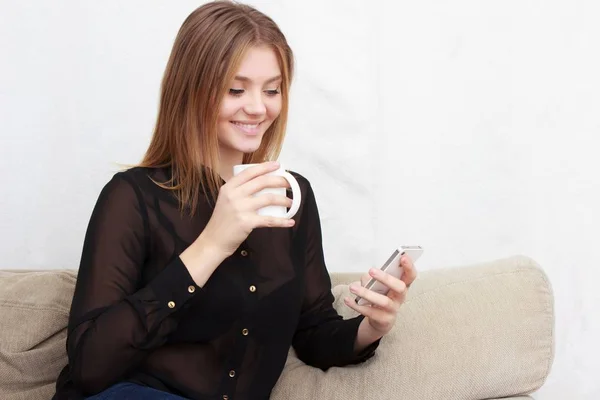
[53,166,379,400]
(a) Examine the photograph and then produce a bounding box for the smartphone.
[355,245,424,306]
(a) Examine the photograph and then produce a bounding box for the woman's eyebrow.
[233,75,282,84]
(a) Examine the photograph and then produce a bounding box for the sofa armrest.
[0,270,77,400]
[272,255,554,400]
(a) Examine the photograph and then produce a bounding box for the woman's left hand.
[344,255,417,337]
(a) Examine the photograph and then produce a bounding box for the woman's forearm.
[354,317,384,353]
[179,233,227,287]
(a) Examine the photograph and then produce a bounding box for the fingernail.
[349,284,358,292]
[369,268,378,276]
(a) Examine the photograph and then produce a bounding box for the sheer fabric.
[53,166,378,400]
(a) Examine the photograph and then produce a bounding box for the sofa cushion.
[0,270,77,400]
[0,256,552,400]
[271,255,553,400]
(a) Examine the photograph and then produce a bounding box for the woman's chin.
[241,146,261,155]
[236,138,263,154]
[222,143,261,158]
[219,133,264,158]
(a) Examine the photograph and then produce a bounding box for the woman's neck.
[218,149,244,181]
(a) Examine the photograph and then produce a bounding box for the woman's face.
[217,45,283,160]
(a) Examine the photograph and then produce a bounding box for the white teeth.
[232,122,259,129]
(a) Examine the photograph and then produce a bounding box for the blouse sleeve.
[292,180,380,370]
[66,173,202,395]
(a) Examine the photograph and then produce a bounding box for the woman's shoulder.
[286,169,316,197]
[285,169,319,210]
[100,166,173,202]
[111,165,171,188]
[286,169,311,188]
[116,165,165,180]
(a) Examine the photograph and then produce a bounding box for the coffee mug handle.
[281,171,301,219]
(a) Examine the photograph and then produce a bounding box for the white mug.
[233,164,301,219]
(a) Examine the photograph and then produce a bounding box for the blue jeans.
[85,382,189,399]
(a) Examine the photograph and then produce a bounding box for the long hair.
[138,1,294,215]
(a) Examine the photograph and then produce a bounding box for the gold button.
[229,370,236,377]
[249,285,256,293]
[168,301,176,309]
[242,328,249,336]
[188,285,196,293]
[240,250,248,257]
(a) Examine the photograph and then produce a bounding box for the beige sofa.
[0,255,554,400]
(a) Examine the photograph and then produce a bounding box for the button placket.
[219,244,253,398]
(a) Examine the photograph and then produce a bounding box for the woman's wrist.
[354,317,384,353]
[180,233,227,287]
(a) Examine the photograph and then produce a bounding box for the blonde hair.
[137,1,294,215]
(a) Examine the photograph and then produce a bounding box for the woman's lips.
[231,121,262,135]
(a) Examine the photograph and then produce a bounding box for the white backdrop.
[1,1,598,398]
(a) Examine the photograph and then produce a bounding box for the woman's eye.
[265,89,281,96]
[229,88,280,96]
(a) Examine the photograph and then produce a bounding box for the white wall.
[1,0,598,398]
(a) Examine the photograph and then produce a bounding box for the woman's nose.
[242,91,267,116]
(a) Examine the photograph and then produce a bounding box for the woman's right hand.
[203,161,295,256]
[180,161,295,284]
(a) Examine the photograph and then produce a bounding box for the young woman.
[53,2,416,399]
